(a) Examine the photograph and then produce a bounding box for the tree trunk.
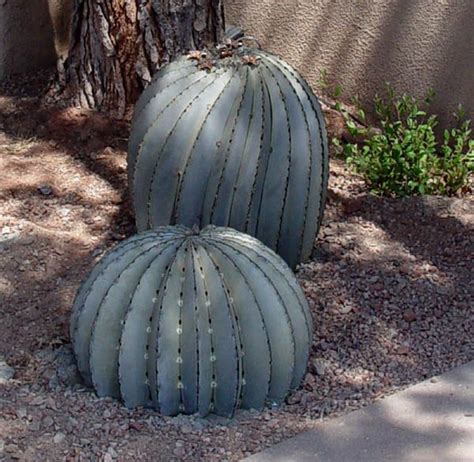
[60,0,225,117]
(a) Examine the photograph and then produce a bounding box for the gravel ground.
[0,75,473,461]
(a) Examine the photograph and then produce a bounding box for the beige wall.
[0,0,57,80]
[1,0,472,128]
[226,0,474,127]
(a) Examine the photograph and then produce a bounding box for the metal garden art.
[70,226,312,417]
[128,38,329,269]
[71,35,329,417]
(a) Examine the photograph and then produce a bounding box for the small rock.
[397,345,410,355]
[0,357,15,382]
[286,390,302,405]
[29,419,41,431]
[313,359,327,376]
[54,432,66,444]
[173,447,186,457]
[104,453,113,462]
[48,346,81,389]
[403,309,417,322]
[180,424,193,434]
[343,198,364,214]
[16,407,27,419]
[42,415,54,428]
[30,396,46,406]
[38,185,53,196]
[339,304,353,314]
[107,446,118,458]
[5,443,19,454]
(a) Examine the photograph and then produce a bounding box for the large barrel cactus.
[71,225,311,417]
[128,41,329,269]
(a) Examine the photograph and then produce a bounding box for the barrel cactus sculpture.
[71,225,311,417]
[128,40,329,269]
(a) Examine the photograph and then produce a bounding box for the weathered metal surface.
[71,226,311,417]
[128,47,329,269]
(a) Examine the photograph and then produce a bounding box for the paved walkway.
[245,361,474,462]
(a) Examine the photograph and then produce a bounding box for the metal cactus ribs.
[128,41,329,269]
[70,226,312,417]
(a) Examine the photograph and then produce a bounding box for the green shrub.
[333,86,473,196]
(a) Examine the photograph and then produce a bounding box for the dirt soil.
[0,71,473,461]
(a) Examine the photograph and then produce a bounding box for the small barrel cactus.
[128,41,329,268]
[71,226,311,417]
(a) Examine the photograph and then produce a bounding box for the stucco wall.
[1,0,473,127]
[0,0,56,80]
[226,0,474,127]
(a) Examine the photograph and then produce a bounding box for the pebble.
[107,446,118,458]
[0,357,15,382]
[397,346,410,355]
[313,359,327,376]
[54,433,66,444]
[42,416,54,428]
[173,447,186,457]
[5,444,20,455]
[16,407,27,419]
[403,309,417,322]
[38,185,53,196]
[0,135,472,460]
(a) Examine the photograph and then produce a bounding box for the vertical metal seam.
[173,73,237,224]
[131,73,207,202]
[213,230,312,366]
[244,71,266,233]
[193,243,218,413]
[153,239,188,411]
[199,234,272,408]
[209,66,251,223]
[261,56,314,267]
[200,240,244,416]
[265,52,329,254]
[88,240,173,394]
[227,69,258,226]
[118,238,181,407]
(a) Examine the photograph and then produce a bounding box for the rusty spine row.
[128,51,329,268]
[70,226,311,417]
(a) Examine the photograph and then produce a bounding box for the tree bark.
[60,0,225,117]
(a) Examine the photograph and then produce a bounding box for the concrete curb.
[244,361,474,462]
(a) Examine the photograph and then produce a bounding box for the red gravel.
[0,74,472,461]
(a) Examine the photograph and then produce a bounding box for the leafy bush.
[333,86,473,196]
